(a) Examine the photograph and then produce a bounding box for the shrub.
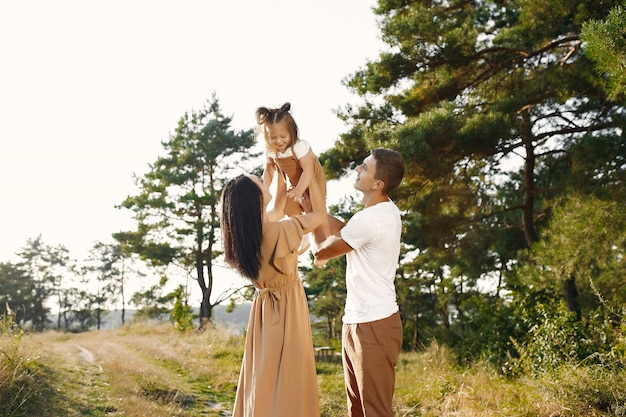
[0,313,48,417]
[511,300,624,375]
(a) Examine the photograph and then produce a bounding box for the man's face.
[354,154,380,192]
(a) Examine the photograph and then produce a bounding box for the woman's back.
[232,215,320,417]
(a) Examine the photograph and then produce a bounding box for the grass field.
[2,320,625,416]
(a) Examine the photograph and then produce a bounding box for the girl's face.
[266,120,292,152]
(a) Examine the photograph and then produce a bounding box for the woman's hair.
[255,102,299,155]
[220,175,263,280]
[371,148,405,195]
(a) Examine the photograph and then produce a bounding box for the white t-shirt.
[268,139,311,161]
[340,200,401,324]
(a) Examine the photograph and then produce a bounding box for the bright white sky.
[0,0,384,302]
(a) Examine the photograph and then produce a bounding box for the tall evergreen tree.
[0,262,34,326]
[322,0,625,328]
[16,236,73,331]
[85,242,132,329]
[115,94,258,326]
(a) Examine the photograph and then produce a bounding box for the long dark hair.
[220,175,263,280]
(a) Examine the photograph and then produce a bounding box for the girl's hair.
[220,175,263,280]
[255,102,300,155]
[371,148,405,195]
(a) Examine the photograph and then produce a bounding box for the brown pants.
[342,311,403,417]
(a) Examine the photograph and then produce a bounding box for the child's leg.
[313,214,344,245]
[312,214,338,266]
[327,214,345,235]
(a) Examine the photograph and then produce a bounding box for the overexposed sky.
[0,0,384,269]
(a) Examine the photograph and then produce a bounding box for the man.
[315,148,405,417]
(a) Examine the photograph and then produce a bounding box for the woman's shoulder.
[265,216,302,232]
[267,216,312,238]
[262,217,307,269]
[276,215,308,229]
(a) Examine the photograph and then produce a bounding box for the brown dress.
[232,215,320,417]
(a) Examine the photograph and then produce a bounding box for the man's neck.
[363,192,389,208]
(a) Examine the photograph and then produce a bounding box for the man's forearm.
[315,234,353,261]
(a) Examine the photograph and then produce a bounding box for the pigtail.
[255,107,271,124]
[256,103,292,125]
[276,102,291,119]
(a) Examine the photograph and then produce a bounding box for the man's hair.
[372,148,405,195]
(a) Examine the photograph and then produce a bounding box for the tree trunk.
[521,111,538,247]
[196,246,208,327]
[521,111,582,319]
[200,290,212,327]
[326,317,332,342]
[57,301,62,331]
[121,267,126,325]
[562,275,581,321]
[196,241,215,328]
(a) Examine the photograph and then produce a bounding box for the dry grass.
[3,320,625,417]
[393,343,625,417]
[1,315,51,417]
[16,321,243,416]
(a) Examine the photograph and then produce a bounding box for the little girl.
[256,102,331,260]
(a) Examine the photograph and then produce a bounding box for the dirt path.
[34,332,124,416]
[30,329,232,417]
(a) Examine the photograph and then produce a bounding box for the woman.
[220,172,325,417]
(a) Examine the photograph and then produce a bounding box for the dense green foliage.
[170,285,196,332]
[317,0,626,367]
[581,5,626,100]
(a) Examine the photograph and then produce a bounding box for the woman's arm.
[263,158,276,188]
[266,172,287,222]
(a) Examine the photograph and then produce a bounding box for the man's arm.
[314,233,353,262]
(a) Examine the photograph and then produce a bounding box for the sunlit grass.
[3,318,625,416]
[0,314,50,417]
